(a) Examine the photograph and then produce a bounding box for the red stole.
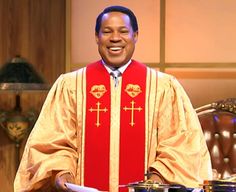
[84,60,147,191]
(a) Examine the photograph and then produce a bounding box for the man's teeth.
[110,47,122,51]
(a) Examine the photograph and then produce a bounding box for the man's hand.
[54,172,75,192]
[148,173,165,184]
[147,169,166,184]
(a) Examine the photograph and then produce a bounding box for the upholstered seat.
[196,98,236,179]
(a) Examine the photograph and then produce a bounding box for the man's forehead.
[102,11,130,21]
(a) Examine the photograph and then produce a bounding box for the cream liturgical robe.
[14,60,212,192]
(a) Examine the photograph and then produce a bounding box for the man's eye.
[120,30,129,34]
[102,31,111,34]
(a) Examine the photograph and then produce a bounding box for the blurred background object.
[0,55,50,169]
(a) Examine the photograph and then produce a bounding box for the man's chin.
[105,58,128,68]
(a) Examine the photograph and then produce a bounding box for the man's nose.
[110,32,121,41]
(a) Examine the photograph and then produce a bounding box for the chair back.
[196,98,236,179]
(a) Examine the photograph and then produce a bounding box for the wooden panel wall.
[0,0,66,191]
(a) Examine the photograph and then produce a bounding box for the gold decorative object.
[0,110,35,143]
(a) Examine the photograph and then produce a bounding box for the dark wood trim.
[66,0,71,72]
[159,62,236,68]
[159,0,166,72]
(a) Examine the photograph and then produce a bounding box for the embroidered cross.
[123,100,142,126]
[89,102,108,127]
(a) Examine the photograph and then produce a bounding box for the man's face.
[96,12,138,68]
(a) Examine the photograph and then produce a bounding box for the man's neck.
[102,60,132,74]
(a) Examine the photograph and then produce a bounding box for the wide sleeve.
[149,72,212,188]
[14,72,78,191]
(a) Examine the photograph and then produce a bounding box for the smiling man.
[14,6,212,192]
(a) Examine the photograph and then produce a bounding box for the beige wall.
[67,0,236,108]
[165,0,236,62]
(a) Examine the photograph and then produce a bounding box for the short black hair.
[95,5,138,33]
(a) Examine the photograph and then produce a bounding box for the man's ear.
[134,31,138,43]
[95,32,99,44]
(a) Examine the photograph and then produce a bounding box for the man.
[14,5,212,192]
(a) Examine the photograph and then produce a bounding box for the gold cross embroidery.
[89,102,108,127]
[123,100,142,126]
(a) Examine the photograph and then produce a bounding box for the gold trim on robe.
[109,76,122,192]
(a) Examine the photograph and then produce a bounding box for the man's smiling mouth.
[109,46,123,51]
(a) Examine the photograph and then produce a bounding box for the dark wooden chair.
[196,98,236,179]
